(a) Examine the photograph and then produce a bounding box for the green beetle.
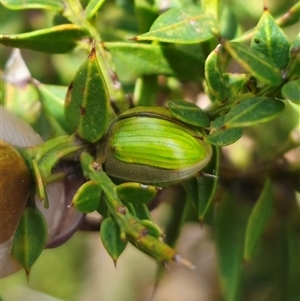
[97,106,212,185]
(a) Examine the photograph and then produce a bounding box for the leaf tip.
[41,198,49,209]
[113,259,118,268]
[214,44,222,53]
[199,218,203,229]
[25,268,31,282]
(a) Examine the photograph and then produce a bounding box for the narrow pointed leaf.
[205,45,228,103]
[131,203,152,220]
[251,9,290,69]
[182,147,219,225]
[215,193,247,301]
[286,217,300,300]
[165,99,210,127]
[220,6,238,40]
[133,5,219,43]
[134,0,159,34]
[72,180,102,213]
[198,145,219,223]
[140,219,164,238]
[134,75,158,106]
[84,0,106,20]
[244,179,273,261]
[224,97,285,128]
[1,0,64,10]
[65,46,110,143]
[281,80,300,104]
[206,116,243,146]
[223,41,282,86]
[36,84,73,133]
[32,159,49,208]
[286,34,300,80]
[116,182,158,204]
[105,42,204,80]
[100,216,128,263]
[11,207,47,273]
[0,25,88,53]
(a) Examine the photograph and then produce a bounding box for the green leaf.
[65,45,111,143]
[165,99,210,127]
[132,5,219,43]
[72,180,102,213]
[1,0,63,10]
[223,41,283,87]
[206,116,243,146]
[244,179,273,261]
[32,159,49,208]
[35,84,73,133]
[3,81,40,126]
[183,147,218,225]
[100,216,128,264]
[251,8,290,69]
[97,194,108,217]
[284,33,300,81]
[224,97,285,128]
[134,0,159,34]
[215,193,246,301]
[134,75,159,107]
[205,45,228,103]
[198,145,219,223]
[0,25,88,53]
[139,219,164,238]
[84,0,106,20]
[131,203,152,220]
[220,6,238,40]
[105,42,204,80]
[282,80,300,104]
[223,73,256,99]
[11,207,47,273]
[116,182,158,204]
[286,215,300,300]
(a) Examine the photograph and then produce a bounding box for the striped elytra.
[101,108,212,185]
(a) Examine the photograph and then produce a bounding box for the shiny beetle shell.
[0,139,30,243]
[99,107,212,185]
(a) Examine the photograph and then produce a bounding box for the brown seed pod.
[0,139,30,243]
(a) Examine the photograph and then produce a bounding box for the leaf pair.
[65,45,111,143]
